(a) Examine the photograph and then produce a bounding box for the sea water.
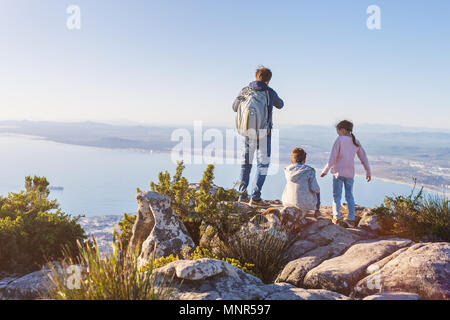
[0,134,435,217]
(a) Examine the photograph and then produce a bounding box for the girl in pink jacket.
[320,120,371,227]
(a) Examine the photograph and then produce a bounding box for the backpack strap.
[257,89,271,150]
[265,89,271,136]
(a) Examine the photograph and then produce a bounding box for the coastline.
[1,133,447,197]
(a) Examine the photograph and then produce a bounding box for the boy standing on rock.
[232,67,284,206]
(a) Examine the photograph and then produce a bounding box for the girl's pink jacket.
[321,136,371,178]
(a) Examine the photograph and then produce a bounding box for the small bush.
[0,176,86,273]
[373,185,450,242]
[44,234,173,300]
[149,162,297,283]
[143,246,256,276]
[117,213,136,252]
[150,161,254,245]
[227,232,295,284]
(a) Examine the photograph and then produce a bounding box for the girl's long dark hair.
[336,120,360,147]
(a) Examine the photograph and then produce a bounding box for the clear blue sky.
[0,0,449,129]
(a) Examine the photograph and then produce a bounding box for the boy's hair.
[256,67,272,82]
[291,148,307,163]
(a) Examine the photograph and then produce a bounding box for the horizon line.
[1,118,449,133]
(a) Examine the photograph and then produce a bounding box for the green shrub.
[150,161,254,245]
[43,235,172,300]
[227,232,295,284]
[116,213,136,252]
[373,186,450,242]
[0,176,86,273]
[149,162,298,283]
[143,246,256,276]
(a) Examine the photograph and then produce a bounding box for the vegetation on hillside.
[117,213,136,253]
[373,185,449,242]
[227,232,294,284]
[149,161,255,246]
[44,235,172,300]
[0,176,86,273]
[142,246,255,276]
[146,162,293,283]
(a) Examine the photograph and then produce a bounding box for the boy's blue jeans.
[238,135,271,201]
[332,176,355,221]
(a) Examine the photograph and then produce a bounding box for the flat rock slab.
[155,258,269,300]
[363,292,420,300]
[303,238,412,295]
[158,258,225,281]
[155,259,351,300]
[357,209,381,232]
[353,242,450,300]
[264,283,350,300]
[277,224,365,287]
[0,262,64,300]
[284,239,319,262]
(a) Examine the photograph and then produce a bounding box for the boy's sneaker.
[238,197,249,203]
[331,218,341,225]
[343,219,356,228]
[249,198,269,207]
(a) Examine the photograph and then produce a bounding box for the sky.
[0,0,449,129]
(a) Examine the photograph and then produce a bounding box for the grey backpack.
[235,88,270,140]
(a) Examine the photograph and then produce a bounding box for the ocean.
[0,134,434,217]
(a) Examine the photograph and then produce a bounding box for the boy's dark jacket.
[232,81,284,129]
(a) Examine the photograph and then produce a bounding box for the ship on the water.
[49,186,64,191]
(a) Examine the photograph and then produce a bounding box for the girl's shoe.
[343,219,356,228]
[331,218,341,225]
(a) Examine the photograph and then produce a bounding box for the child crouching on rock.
[282,148,321,215]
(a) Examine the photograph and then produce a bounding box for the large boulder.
[283,239,319,262]
[264,283,350,300]
[357,209,381,232]
[237,212,289,242]
[154,258,270,300]
[129,191,195,266]
[0,262,64,300]
[302,238,413,295]
[277,223,366,287]
[276,207,307,234]
[154,258,350,300]
[353,242,450,300]
[187,183,220,194]
[362,292,420,300]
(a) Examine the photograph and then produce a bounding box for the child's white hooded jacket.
[282,164,320,211]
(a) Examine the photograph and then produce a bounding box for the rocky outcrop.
[0,262,63,300]
[357,209,381,232]
[353,242,450,300]
[264,283,350,300]
[277,222,371,287]
[129,191,195,266]
[2,190,448,301]
[362,292,420,300]
[154,258,350,300]
[263,207,307,234]
[302,238,413,295]
[237,212,289,242]
[155,258,268,300]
